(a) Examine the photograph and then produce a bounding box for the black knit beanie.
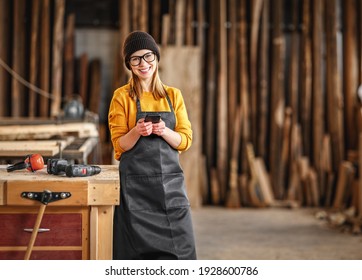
[123,31,160,69]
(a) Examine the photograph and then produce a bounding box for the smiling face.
[129,49,157,83]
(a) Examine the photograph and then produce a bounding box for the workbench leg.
[90,206,114,260]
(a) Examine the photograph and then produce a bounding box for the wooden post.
[359,134,362,217]
[239,0,250,175]
[250,0,263,146]
[39,0,51,117]
[185,0,194,46]
[79,53,89,106]
[287,0,299,126]
[88,60,102,115]
[197,0,205,47]
[269,0,285,199]
[64,14,75,100]
[204,0,217,203]
[343,0,359,150]
[325,0,344,172]
[117,0,130,88]
[333,161,355,209]
[360,0,362,84]
[29,0,41,118]
[0,0,10,117]
[257,0,269,158]
[132,0,139,30]
[50,0,65,117]
[217,0,228,202]
[300,0,312,158]
[226,106,242,208]
[227,0,238,144]
[140,0,148,31]
[12,0,27,117]
[151,0,161,42]
[312,0,324,170]
[175,0,186,46]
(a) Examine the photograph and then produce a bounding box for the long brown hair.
[128,64,167,100]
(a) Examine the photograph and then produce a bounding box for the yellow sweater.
[108,83,192,160]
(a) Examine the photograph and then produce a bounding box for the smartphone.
[144,114,161,123]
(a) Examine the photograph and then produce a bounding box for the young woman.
[108,31,197,260]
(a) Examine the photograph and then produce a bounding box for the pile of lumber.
[201,0,362,218]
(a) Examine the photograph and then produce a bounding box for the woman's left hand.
[152,120,166,136]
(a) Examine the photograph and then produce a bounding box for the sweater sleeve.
[108,86,134,160]
[170,87,193,152]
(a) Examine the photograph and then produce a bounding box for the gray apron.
[113,95,197,260]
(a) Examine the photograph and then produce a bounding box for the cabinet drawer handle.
[23,228,50,233]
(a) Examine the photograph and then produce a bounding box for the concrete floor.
[191,206,362,260]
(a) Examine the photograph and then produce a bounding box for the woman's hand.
[136,118,153,136]
[152,120,166,136]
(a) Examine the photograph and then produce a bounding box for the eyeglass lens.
[129,52,155,66]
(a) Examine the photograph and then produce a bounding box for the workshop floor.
[191,206,362,260]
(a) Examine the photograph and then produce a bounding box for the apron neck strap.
[136,94,174,113]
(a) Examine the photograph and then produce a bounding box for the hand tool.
[24,190,52,260]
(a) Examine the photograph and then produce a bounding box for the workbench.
[0,164,119,260]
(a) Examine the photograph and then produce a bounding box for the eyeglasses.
[129,52,156,66]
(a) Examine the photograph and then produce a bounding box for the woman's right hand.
[136,118,153,136]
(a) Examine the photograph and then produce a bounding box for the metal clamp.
[21,190,71,205]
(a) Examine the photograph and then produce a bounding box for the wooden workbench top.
[0,165,120,207]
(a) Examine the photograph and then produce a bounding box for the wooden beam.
[88,60,101,115]
[28,0,41,118]
[257,0,269,158]
[64,13,75,100]
[269,0,285,199]
[300,0,312,158]
[12,0,27,117]
[312,0,324,169]
[287,0,299,126]
[359,134,362,217]
[217,0,228,202]
[151,0,161,42]
[175,0,186,46]
[204,0,217,203]
[333,161,355,209]
[140,0,148,31]
[227,0,238,143]
[39,0,51,117]
[239,0,250,174]
[79,53,89,106]
[343,0,359,150]
[250,0,263,146]
[0,0,10,117]
[325,0,344,172]
[226,106,242,208]
[50,0,65,117]
[185,0,194,46]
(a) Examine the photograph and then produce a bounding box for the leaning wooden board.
[158,46,202,208]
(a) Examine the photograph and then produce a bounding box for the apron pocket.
[124,173,190,211]
[125,174,165,211]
